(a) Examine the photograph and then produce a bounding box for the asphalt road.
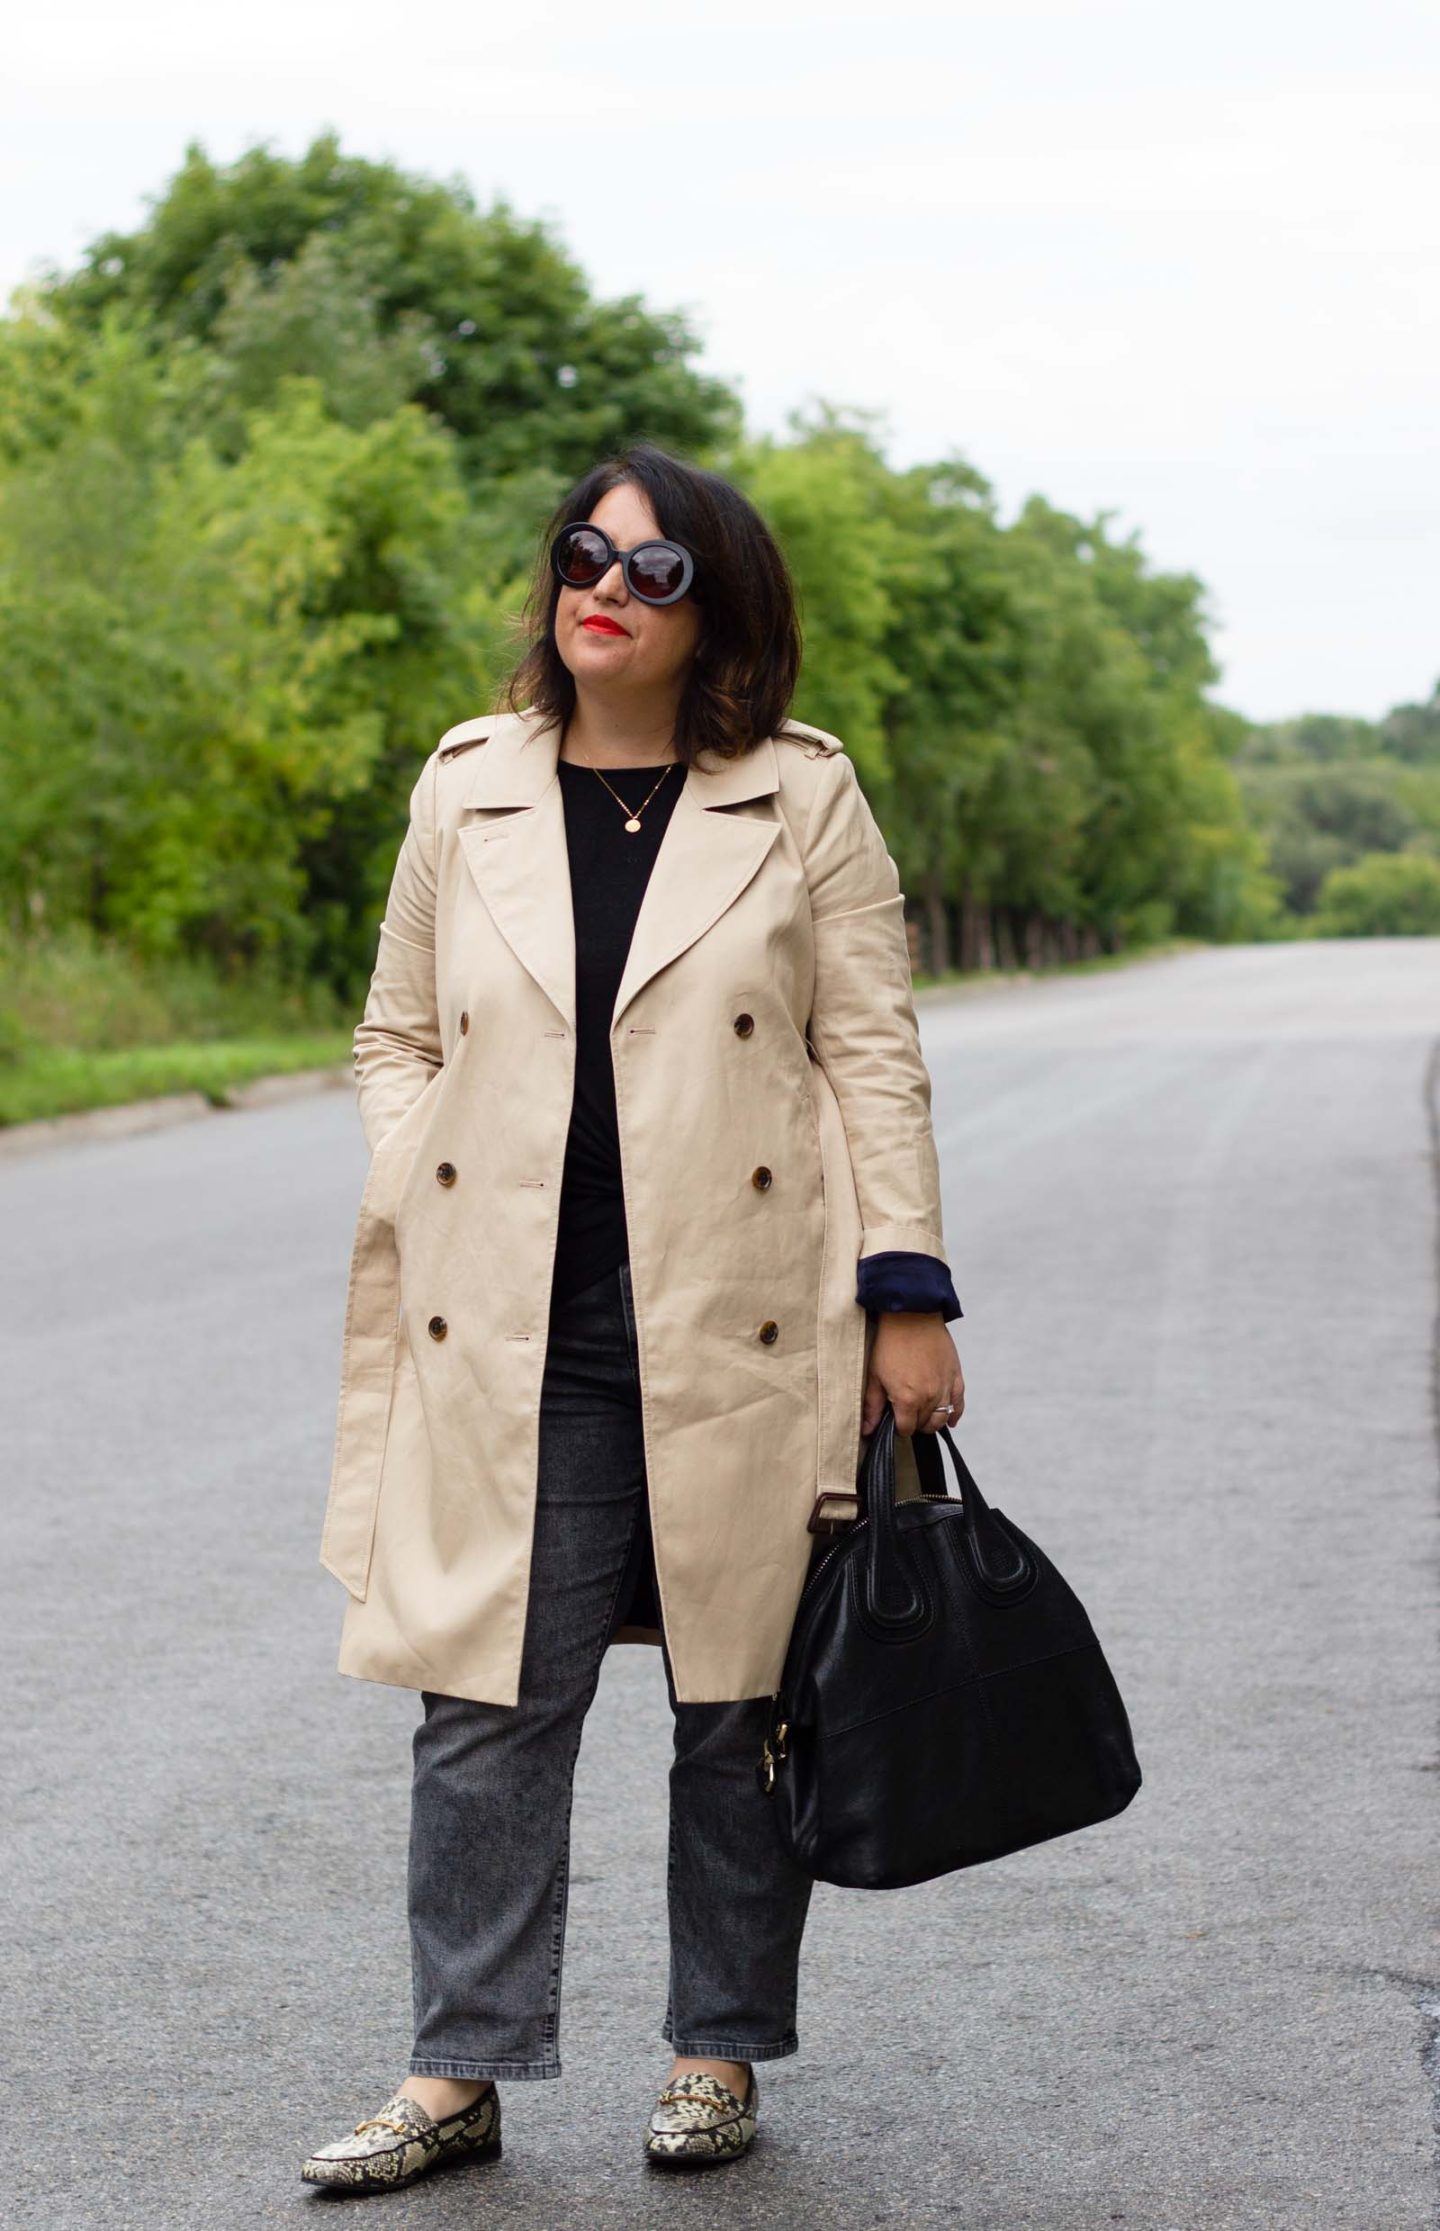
[3,939,1437,2230]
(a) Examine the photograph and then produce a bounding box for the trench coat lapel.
[456,710,783,1033]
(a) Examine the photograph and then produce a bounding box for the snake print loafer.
[644,2068,758,2166]
[300,2084,500,2192]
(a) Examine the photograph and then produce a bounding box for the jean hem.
[661,2032,799,2062]
[408,2056,561,2081]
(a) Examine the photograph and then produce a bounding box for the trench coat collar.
[455,708,783,1033]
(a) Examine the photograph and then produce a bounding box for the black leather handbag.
[759,1406,1142,1888]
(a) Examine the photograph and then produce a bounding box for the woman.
[302,445,964,2191]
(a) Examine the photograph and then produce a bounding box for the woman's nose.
[593,558,627,601]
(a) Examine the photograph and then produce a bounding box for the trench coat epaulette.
[436,719,492,764]
[777,718,844,759]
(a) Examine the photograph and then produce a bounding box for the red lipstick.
[581,615,628,636]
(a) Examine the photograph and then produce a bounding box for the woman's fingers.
[862,1344,966,1439]
[913,1393,953,1434]
[889,1386,952,1434]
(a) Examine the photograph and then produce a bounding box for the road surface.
[2,939,1437,2228]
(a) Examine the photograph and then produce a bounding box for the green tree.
[1310,851,1440,936]
[873,455,1020,971]
[990,500,1266,953]
[737,411,903,792]
[1379,684,1440,762]
[44,134,739,483]
[0,339,491,983]
[1238,763,1428,912]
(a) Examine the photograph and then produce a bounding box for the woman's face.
[554,482,701,703]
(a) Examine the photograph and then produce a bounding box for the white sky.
[4,0,1436,723]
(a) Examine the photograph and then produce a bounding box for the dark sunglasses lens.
[555,527,610,585]
[629,543,688,601]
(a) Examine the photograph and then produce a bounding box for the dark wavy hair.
[502,444,803,764]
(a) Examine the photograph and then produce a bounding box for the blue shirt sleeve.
[856,1251,963,1322]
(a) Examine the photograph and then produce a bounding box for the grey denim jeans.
[407,1259,815,2079]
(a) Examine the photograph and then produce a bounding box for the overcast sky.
[5,0,1435,722]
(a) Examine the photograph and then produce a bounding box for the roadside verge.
[0,1063,352,1161]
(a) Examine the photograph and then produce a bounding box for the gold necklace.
[573,754,679,834]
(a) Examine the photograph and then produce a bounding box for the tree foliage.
[1,133,1394,1045]
[1309,851,1440,937]
[1237,683,1440,914]
[48,133,740,484]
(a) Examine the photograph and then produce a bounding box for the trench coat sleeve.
[351,755,443,1156]
[803,749,952,1269]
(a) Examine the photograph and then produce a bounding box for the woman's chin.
[566,636,636,680]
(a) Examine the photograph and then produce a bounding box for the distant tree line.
[1235,702,1440,936]
[1,133,1433,1038]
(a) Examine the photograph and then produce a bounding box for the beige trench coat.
[320,705,953,1705]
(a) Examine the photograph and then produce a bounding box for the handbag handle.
[857,1407,929,1628]
[859,1405,1031,1624]
[919,1422,1031,1590]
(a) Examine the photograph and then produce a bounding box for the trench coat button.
[733,1012,754,1037]
[436,1161,457,1187]
[758,1319,779,1343]
[751,1166,772,1190]
[427,1315,448,1341]
[459,1011,470,1035]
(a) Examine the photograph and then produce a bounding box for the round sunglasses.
[550,521,695,607]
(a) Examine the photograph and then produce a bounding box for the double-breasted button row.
[429,1119,457,1327]
[752,1069,777,1326]
[427,1304,777,1346]
[459,1011,470,1035]
[733,1012,754,1037]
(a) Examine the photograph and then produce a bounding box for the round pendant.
[624,817,642,833]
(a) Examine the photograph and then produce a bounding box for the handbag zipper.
[802,1514,869,1601]
[760,1518,873,1793]
[761,1493,959,1793]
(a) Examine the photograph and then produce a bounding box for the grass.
[0,1033,354,1128]
[0,922,355,1128]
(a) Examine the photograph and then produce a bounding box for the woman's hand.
[862,1314,965,1438]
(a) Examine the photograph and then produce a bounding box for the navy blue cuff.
[856,1251,963,1322]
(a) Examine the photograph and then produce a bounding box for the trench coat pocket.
[319,1070,444,1600]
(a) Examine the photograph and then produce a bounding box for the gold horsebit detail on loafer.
[352,2115,419,2138]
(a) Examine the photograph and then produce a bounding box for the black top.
[550,755,688,1311]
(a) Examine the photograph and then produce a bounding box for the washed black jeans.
[407,1259,815,2079]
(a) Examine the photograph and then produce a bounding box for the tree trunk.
[923,870,950,977]
[959,884,989,972]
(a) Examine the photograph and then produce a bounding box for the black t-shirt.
[550,754,688,1313]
